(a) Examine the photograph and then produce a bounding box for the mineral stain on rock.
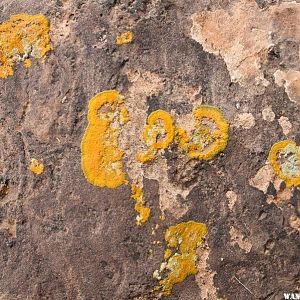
[0,14,52,78]
[0,176,9,198]
[154,221,207,296]
[81,90,129,188]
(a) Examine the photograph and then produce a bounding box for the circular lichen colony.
[176,105,229,160]
[268,140,300,187]
[136,110,175,163]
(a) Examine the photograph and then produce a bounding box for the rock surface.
[0,0,299,299]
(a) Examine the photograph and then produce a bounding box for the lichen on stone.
[116,31,134,45]
[30,158,44,175]
[81,90,129,188]
[136,110,175,163]
[154,221,207,296]
[268,140,300,187]
[131,184,151,226]
[176,105,229,160]
[0,13,52,78]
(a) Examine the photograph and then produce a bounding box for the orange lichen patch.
[23,59,32,68]
[268,140,300,187]
[30,158,44,175]
[116,31,134,45]
[164,249,172,260]
[159,214,166,221]
[81,90,130,188]
[154,221,207,296]
[137,110,175,163]
[131,184,151,226]
[176,105,229,160]
[0,14,52,78]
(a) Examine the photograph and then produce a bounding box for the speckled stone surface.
[0,0,299,299]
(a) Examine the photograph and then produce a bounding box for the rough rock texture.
[0,0,299,299]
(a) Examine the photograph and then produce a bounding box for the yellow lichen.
[23,58,32,68]
[116,31,134,45]
[81,90,129,188]
[164,249,172,260]
[176,105,229,160]
[137,110,175,163]
[30,158,44,175]
[268,140,300,187]
[131,184,151,226]
[154,221,207,296]
[159,214,166,221]
[0,13,52,78]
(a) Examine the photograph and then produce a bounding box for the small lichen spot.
[131,184,151,226]
[116,31,134,45]
[23,59,32,68]
[30,158,44,175]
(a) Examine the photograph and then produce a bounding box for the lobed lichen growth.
[116,31,134,45]
[137,110,175,163]
[81,90,129,188]
[0,14,52,78]
[268,140,300,187]
[30,158,44,175]
[131,184,151,226]
[176,105,229,160]
[154,221,207,296]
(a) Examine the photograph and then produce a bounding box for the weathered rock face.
[0,0,299,299]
